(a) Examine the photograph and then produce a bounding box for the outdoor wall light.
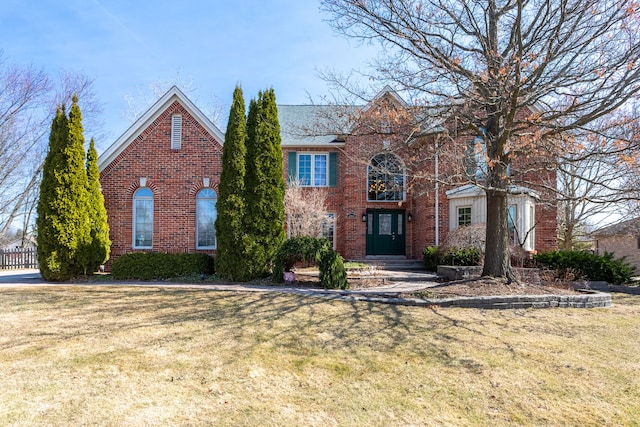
[408,213,413,222]
[362,213,367,222]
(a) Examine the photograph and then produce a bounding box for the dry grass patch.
[0,285,639,426]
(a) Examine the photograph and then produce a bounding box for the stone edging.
[304,289,612,309]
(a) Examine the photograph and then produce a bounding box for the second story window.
[367,153,405,201]
[298,153,328,187]
[287,151,338,188]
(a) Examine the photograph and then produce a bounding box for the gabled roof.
[362,85,409,111]
[593,217,640,237]
[278,86,445,147]
[278,105,354,147]
[98,86,225,172]
[446,184,540,199]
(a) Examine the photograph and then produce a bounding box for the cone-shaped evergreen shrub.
[36,95,91,280]
[244,89,286,279]
[82,138,111,273]
[215,86,250,281]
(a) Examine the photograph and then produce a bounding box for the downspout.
[435,138,439,246]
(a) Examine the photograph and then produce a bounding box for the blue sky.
[1,0,377,151]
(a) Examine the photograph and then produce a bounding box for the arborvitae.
[243,89,286,278]
[37,107,69,280]
[215,86,249,281]
[36,95,91,280]
[83,138,111,273]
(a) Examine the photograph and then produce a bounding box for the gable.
[593,217,640,237]
[99,86,224,173]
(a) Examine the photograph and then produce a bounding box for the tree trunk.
[482,188,514,279]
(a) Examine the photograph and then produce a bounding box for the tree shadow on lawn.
[0,286,507,368]
[7,285,629,371]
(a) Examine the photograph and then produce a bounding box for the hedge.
[534,250,634,285]
[111,252,215,280]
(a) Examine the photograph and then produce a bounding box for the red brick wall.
[283,133,447,260]
[281,132,557,260]
[100,101,222,268]
[100,98,557,268]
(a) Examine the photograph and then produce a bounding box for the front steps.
[355,257,427,271]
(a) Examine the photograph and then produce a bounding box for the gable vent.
[171,114,182,149]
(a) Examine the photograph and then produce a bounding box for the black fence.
[0,248,38,270]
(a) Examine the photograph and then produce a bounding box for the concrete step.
[352,258,428,271]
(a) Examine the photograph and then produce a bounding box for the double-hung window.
[298,153,328,187]
[288,151,338,187]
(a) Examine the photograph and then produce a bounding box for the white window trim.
[367,152,406,202]
[457,206,472,227]
[171,114,182,150]
[133,188,154,249]
[196,188,217,250]
[297,152,329,187]
[321,213,336,250]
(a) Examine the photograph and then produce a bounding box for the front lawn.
[1,286,639,426]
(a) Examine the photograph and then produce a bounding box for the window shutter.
[171,115,182,149]
[329,152,338,187]
[288,151,297,183]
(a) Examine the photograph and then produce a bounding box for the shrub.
[423,246,438,270]
[273,236,348,290]
[534,250,634,285]
[422,245,482,267]
[439,247,483,266]
[442,223,486,253]
[112,252,215,280]
[433,224,485,267]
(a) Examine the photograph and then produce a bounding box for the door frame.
[365,209,406,256]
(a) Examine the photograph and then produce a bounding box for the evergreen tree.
[83,138,111,273]
[244,89,286,278]
[37,107,68,280]
[215,86,249,281]
[36,95,91,280]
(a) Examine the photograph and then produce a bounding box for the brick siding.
[100,101,221,268]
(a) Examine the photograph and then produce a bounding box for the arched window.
[367,153,405,201]
[197,188,217,249]
[133,187,153,248]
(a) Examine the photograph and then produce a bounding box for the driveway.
[0,269,42,284]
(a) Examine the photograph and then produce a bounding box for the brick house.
[593,218,640,272]
[99,86,224,262]
[98,86,557,266]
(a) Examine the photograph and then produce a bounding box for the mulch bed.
[400,278,581,299]
[292,273,584,298]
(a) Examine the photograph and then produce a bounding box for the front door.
[366,210,406,255]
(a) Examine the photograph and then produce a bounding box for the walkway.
[0,268,439,295]
[0,268,612,309]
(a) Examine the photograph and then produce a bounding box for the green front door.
[366,210,406,255]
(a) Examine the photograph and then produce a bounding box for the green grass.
[343,261,370,269]
[1,286,639,426]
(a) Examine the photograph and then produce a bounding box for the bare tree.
[0,53,101,239]
[123,71,226,129]
[320,0,640,279]
[285,179,329,238]
[557,155,634,249]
